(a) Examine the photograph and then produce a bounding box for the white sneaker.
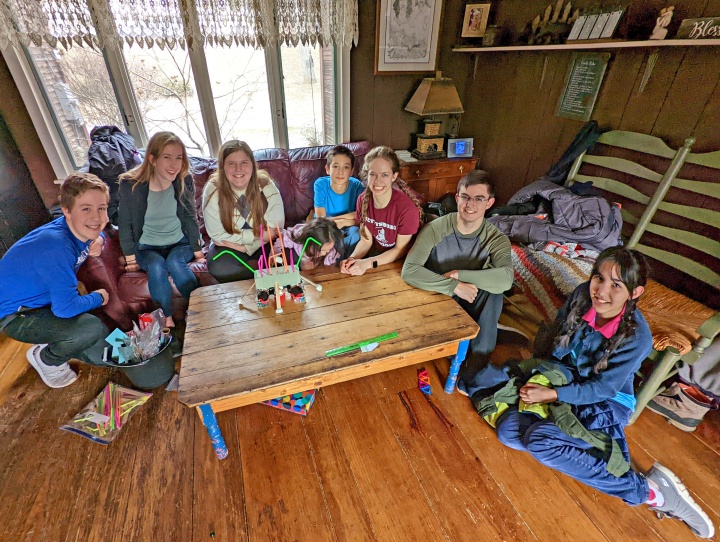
[26,344,78,388]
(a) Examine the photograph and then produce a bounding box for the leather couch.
[78,141,377,330]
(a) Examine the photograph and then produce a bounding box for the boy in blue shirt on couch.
[313,145,364,258]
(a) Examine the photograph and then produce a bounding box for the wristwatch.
[372,260,378,269]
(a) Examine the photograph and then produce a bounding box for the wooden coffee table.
[178,263,478,459]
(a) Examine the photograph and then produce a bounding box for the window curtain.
[106,0,188,49]
[274,0,358,47]
[194,0,358,49]
[0,0,99,50]
[193,0,274,49]
[0,0,358,52]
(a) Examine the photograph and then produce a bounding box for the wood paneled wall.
[0,55,58,208]
[351,0,720,204]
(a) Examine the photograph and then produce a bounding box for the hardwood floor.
[1,338,718,541]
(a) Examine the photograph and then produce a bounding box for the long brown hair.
[205,140,271,237]
[119,131,189,195]
[554,247,648,373]
[358,146,423,240]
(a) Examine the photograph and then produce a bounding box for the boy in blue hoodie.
[0,173,110,388]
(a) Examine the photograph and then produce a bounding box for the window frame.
[2,33,351,179]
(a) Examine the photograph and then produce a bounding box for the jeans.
[3,308,108,366]
[341,225,361,259]
[495,407,649,505]
[136,238,198,318]
[453,289,503,355]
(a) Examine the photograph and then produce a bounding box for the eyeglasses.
[457,193,489,204]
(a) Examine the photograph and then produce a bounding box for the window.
[16,41,341,172]
[204,45,274,150]
[2,1,356,174]
[281,45,325,148]
[24,45,124,168]
[121,47,206,155]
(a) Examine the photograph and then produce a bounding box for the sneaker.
[646,463,715,539]
[26,344,78,388]
[648,383,716,432]
[497,323,530,346]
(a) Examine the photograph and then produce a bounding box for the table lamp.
[405,71,464,160]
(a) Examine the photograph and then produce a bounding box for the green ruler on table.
[325,332,399,357]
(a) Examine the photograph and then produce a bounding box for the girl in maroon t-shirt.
[340,146,422,276]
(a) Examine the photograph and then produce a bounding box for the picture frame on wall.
[461,3,491,38]
[375,0,444,74]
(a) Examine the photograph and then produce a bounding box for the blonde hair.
[358,146,423,240]
[59,172,109,211]
[119,131,189,195]
[205,140,272,237]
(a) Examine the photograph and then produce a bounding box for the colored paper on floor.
[261,389,317,416]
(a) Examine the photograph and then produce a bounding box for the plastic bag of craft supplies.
[60,382,152,444]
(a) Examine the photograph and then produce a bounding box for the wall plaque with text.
[555,53,610,122]
[676,17,720,39]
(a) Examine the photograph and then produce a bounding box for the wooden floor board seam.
[427,359,537,527]
[301,418,340,542]
[318,387,380,542]
[379,390,454,542]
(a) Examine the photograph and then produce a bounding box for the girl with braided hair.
[340,146,422,276]
[480,247,713,538]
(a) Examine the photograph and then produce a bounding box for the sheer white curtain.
[0,0,358,51]
[195,0,357,49]
[0,0,99,50]
[105,0,188,49]
[275,0,358,47]
[193,0,274,48]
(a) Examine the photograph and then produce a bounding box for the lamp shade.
[405,71,464,116]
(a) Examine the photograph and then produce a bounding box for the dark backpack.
[88,126,141,226]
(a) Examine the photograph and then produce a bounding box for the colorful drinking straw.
[259,223,267,276]
[276,222,288,271]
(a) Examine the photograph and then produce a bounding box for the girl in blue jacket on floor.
[475,247,713,538]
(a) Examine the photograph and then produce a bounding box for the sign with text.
[556,53,610,122]
[676,17,720,39]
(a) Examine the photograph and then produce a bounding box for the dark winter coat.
[487,178,622,252]
[88,126,141,226]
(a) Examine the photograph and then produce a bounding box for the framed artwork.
[375,0,444,74]
[461,3,491,38]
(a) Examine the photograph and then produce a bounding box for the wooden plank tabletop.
[178,264,478,409]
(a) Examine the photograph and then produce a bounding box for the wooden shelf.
[453,39,720,53]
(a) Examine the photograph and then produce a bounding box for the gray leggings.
[3,308,108,366]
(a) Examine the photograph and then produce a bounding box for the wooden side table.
[399,155,478,202]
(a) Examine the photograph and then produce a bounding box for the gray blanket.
[488,179,622,252]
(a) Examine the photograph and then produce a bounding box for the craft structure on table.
[211,222,323,312]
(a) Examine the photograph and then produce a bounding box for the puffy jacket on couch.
[79,141,376,330]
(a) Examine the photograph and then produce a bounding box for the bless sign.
[676,17,720,39]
